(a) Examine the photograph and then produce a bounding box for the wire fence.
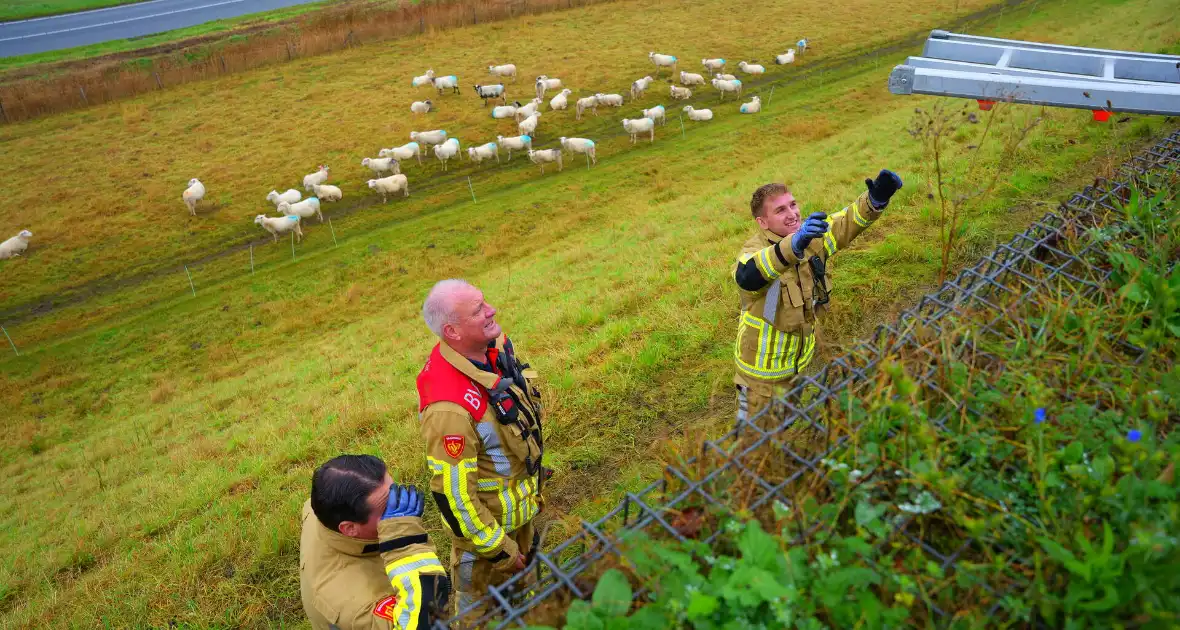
[433,127,1180,628]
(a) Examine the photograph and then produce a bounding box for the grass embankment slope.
[0,0,1177,626]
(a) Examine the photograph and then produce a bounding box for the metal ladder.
[889,30,1180,118]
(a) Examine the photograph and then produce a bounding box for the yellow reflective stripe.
[823,231,837,256]
[385,552,445,579]
[383,553,446,630]
[798,334,816,371]
[851,203,870,227]
[428,456,505,555]
[757,318,772,370]
[735,314,814,379]
[755,247,782,280]
[771,327,787,372]
[737,252,756,264]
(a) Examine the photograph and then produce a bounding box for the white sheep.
[560,136,596,167]
[362,156,401,178]
[380,142,423,165]
[430,74,460,95]
[0,230,32,259]
[575,95,598,120]
[535,75,562,100]
[738,61,765,75]
[255,215,302,243]
[432,138,461,171]
[411,69,435,87]
[549,88,572,111]
[518,112,541,138]
[303,165,329,192]
[643,104,666,126]
[409,130,448,147]
[278,197,324,223]
[468,142,500,165]
[670,85,692,100]
[491,102,522,119]
[683,105,714,121]
[497,134,532,161]
[368,174,409,202]
[739,95,761,114]
[266,189,301,208]
[312,183,343,202]
[649,52,677,74]
[473,83,507,106]
[410,99,433,114]
[622,117,656,144]
[630,75,654,101]
[711,77,742,100]
[515,97,542,121]
[702,58,726,72]
[775,49,796,65]
[182,178,206,216]
[488,63,517,82]
[527,148,562,174]
[714,72,737,81]
[679,71,706,86]
[595,93,624,108]
[797,38,810,53]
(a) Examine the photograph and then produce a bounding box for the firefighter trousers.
[450,520,537,623]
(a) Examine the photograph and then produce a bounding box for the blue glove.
[790,212,829,258]
[381,483,425,520]
[865,169,903,209]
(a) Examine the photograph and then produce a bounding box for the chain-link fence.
[436,127,1180,628]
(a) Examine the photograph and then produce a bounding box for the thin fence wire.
[433,128,1180,628]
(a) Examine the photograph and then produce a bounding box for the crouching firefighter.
[733,170,903,425]
[417,279,547,616]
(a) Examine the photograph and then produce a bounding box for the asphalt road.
[0,0,325,58]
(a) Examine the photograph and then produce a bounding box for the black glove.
[865,169,903,209]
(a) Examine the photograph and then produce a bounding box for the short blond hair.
[750,182,791,218]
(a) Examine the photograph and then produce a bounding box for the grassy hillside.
[0,0,1177,626]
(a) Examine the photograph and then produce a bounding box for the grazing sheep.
[549,88,572,111]
[595,93,624,108]
[410,99,433,114]
[468,142,500,165]
[266,189,301,208]
[714,72,737,81]
[410,130,448,147]
[182,178,206,216]
[739,95,761,114]
[738,61,765,75]
[473,83,507,106]
[255,215,302,243]
[497,134,532,161]
[368,174,409,202]
[518,111,541,138]
[312,183,343,202]
[622,117,656,144]
[432,138,461,171]
[380,142,423,165]
[560,136,596,167]
[711,77,742,100]
[488,63,517,82]
[702,58,726,72]
[682,105,714,121]
[670,85,692,100]
[278,198,324,223]
[679,71,706,86]
[527,148,562,174]
[411,69,435,87]
[362,156,401,178]
[0,230,32,259]
[491,102,523,119]
[535,75,562,100]
[303,165,329,192]
[643,104,666,126]
[430,75,460,95]
[515,97,543,121]
[775,49,796,65]
[649,52,677,74]
[797,38,810,53]
[575,95,598,120]
[630,75,654,101]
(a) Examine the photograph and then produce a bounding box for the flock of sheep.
[0,39,814,259]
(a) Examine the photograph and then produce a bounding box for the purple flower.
[1127,429,1142,443]
[1034,408,1045,425]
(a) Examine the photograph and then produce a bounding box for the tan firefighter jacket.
[734,191,882,384]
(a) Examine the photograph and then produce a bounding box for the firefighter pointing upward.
[417,279,546,616]
[733,170,903,423]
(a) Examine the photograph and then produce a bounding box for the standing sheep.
[267,189,301,208]
[549,88,572,111]
[410,100,433,114]
[535,75,562,100]
[380,142,423,165]
[775,49,796,65]
[430,75,461,95]
[473,83,507,106]
[595,93,624,108]
[467,142,500,165]
[362,156,401,178]
[409,130,448,149]
[738,61,766,75]
[497,134,532,161]
[368,174,409,202]
[560,137,596,167]
[182,178,206,216]
[702,58,726,72]
[711,77,742,100]
[682,105,714,121]
[739,95,761,114]
[432,138,461,171]
[303,165,330,192]
[0,230,32,259]
[643,104,666,126]
[278,198,324,223]
[679,71,706,86]
[575,95,598,120]
[488,64,517,82]
[517,112,541,139]
[649,52,677,75]
[411,69,435,87]
[527,148,562,174]
[670,85,692,100]
[630,75,654,101]
[255,215,303,243]
[797,38,810,53]
[312,183,343,202]
[622,117,656,144]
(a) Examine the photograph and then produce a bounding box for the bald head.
[422,279,501,356]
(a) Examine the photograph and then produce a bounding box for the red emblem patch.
[373,594,398,621]
[443,435,465,459]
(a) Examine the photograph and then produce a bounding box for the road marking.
[0,0,249,42]
[0,0,179,27]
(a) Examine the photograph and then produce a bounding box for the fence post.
[79,86,88,105]
[153,72,163,89]
[184,265,196,296]
[219,55,227,73]
[473,7,477,23]
[0,98,7,124]
[286,42,293,61]
[768,85,775,107]
[679,115,686,139]
[2,326,18,356]
[249,244,255,274]
[328,217,338,247]
[290,232,296,260]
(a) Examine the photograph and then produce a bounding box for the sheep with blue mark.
[409,130,448,149]
[255,215,303,243]
[367,174,409,202]
[643,104,666,126]
[432,138,461,171]
[738,61,765,75]
[467,142,500,165]
[411,69,435,87]
[277,197,323,223]
[711,76,742,100]
[739,95,761,114]
[497,134,532,161]
[380,142,423,165]
[491,102,523,119]
[518,111,542,138]
[560,137,596,167]
[797,38,810,52]
[430,75,461,95]
[622,117,656,144]
[702,58,726,72]
[649,52,677,75]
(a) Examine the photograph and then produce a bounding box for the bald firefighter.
[733,169,903,423]
[299,454,450,630]
[417,279,546,615]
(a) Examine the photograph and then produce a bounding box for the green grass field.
[0,0,150,22]
[0,0,1177,625]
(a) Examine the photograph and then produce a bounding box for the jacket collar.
[439,335,505,390]
[303,499,380,557]
[760,225,787,244]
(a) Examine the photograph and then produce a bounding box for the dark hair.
[310,454,387,533]
[750,182,791,218]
